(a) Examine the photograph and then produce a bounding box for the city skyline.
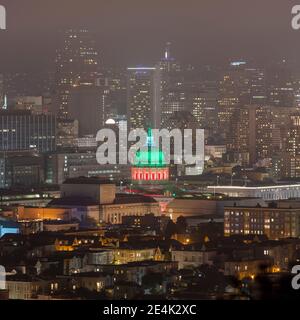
[0,1,300,71]
[1,0,300,304]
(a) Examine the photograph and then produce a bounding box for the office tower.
[266,60,295,108]
[0,110,56,153]
[189,79,218,135]
[218,61,266,141]
[284,114,300,178]
[230,105,297,167]
[55,29,100,119]
[101,69,127,125]
[159,43,186,125]
[127,67,161,130]
[68,85,102,137]
[231,106,271,166]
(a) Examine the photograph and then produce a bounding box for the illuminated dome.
[105,118,116,125]
[134,148,166,168]
[131,129,169,184]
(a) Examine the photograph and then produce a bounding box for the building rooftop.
[63,177,114,185]
[48,197,99,206]
[113,194,157,205]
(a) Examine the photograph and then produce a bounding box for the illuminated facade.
[131,146,169,184]
[224,204,300,239]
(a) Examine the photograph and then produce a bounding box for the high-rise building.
[283,113,300,178]
[0,110,56,153]
[230,105,297,167]
[189,79,218,135]
[218,61,266,141]
[100,69,127,124]
[159,43,186,125]
[55,29,100,119]
[127,67,161,130]
[266,60,295,108]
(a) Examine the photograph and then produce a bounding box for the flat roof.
[208,184,300,190]
[63,177,114,185]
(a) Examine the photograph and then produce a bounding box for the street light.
[231,172,236,186]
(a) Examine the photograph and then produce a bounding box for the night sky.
[0,0,299,71]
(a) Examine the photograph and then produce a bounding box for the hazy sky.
[0,0,299,71]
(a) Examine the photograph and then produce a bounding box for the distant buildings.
[45,152,130,185]
[0,151,44,189]
[56,119,79,149]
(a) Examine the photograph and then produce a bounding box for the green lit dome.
[134,147,166,168]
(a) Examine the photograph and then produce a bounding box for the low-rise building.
[224,201,300,239]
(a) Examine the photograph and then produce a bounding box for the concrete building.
[101,194,160,225]
[207,184,300,201]
[60,178,116,204]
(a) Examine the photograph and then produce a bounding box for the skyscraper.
[218,61,266,142]
[266,60,295,108]
[55,29,100,119]
[127,67,161,130]
[230,105,297,167]
[284,113,300,178]
[159,43,186,125]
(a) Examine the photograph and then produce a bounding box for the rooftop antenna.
[2,95,7,109]
[165,42,171,60]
